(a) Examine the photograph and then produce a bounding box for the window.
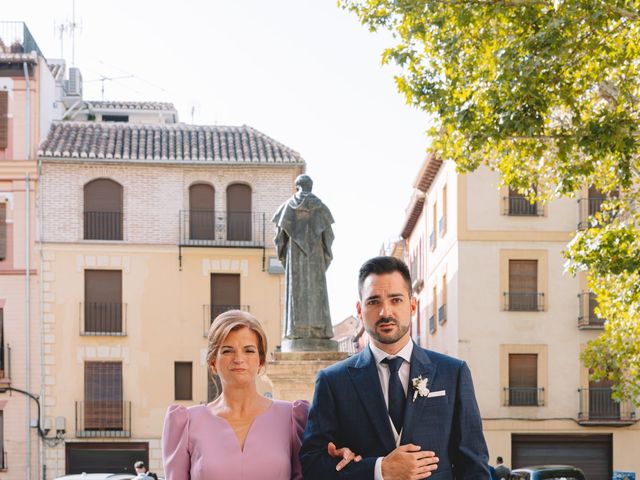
[506,187,539,216]
[0,410,4,470]
[0,90,8,149]
[429,202,437,251]
[84,270,123,335]
[210,274,241,321]
[507,260,541,311]
[429,286,437,334]
[226,184,252,241]
[0,308,4,379]
[508,354,539,406]
[84,361,123,431]
[439,184,447,236]
[102,115,129,122]
[175,362,193,400]
[189,183,215,240]
[0,202,6,260]
[439,274,447,324]
[84,179,123,240]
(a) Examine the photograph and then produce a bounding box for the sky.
[5,0,431,323]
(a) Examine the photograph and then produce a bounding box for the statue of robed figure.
[272,174,337,351]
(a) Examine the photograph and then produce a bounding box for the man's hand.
[327,442,363,471]
[381,444,439,480]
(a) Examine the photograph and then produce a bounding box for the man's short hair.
[134,461,145,469]
[358,256,412,297]
[497,456,504,463]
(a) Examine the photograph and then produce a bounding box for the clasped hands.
[327,442,439,480]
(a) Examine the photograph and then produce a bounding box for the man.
[494,456,511,480]
[301,256,490,480]
[134,460,158,479]
[272,174,335,350]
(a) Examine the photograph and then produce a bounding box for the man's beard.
[366,317,410,345]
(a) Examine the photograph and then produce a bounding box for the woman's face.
[212,326,262,386]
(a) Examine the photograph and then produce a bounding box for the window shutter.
[509,354,538,388]
[0,203,6,260]
[174,362,193,400]
[0,91,8,149]
[509,260,538,293]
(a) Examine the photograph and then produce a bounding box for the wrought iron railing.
[179,210,266,247]
[577,197,604,230]
[83,211,123,241]
[504,292,544,312]
[80,302,127,336]
[503,196,543,216]
[578,388,635,422]
[578,292,605,329]
[438,305,447,324]
[203,304,250,337]
[504,387,544,406]
[76,400,131,437]
[0,22,43,56]
[429,314,436,334]
[0,448,6,470]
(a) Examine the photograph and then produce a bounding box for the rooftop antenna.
[54,0,81,65]
[86,74,134,100]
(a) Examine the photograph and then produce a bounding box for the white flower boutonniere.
[412,375,429,402]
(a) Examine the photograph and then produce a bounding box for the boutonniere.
[412,375,429,402]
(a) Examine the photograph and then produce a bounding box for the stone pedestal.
[263,351,349,402]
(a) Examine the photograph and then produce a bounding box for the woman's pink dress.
[162,400,308,480]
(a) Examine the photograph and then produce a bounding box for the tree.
[341,0,640,402]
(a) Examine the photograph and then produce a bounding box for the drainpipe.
[24,62,32,480]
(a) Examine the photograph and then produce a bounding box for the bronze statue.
[272,174,336,351]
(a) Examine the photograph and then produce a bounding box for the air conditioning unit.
[66,67,83,97]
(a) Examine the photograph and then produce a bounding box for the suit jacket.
[495,464,511,480]
[300,343,490,479]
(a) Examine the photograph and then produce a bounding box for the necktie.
[382,356,406,434]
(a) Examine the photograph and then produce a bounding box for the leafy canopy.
[341,0,640,401]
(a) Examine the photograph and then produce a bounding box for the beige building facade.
[38,121,303,476]
[396,154,639,479]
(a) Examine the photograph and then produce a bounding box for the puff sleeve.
[290,400,310,480]
[162,405,191,480]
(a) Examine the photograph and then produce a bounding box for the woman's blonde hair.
[206,310,268,368]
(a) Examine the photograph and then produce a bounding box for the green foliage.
[342,0,640,402]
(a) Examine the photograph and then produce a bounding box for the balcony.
[577,197,604,230]
[76,400,131,437]
[578,388,636,425]
[80,303,127,336]
[203,304,250,337]
[0,22,43,57]
[83,211,123,241]
[438,304,447,324]
[429,314,436,334]
[503,196,543,216]
[504,292,544,312]
[179,210,266,247]
[503,387,545,406]
[578,292,605,329]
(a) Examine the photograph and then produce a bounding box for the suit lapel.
[401,344,437,444]
[348,347,396,452]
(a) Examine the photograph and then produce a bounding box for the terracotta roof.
[38,122,305,164]
[86,100,177,112]
[400,152,443,239]
[0,51,38,64]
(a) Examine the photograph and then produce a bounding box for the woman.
[162,310,359,479]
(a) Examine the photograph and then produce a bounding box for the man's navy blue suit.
[300,342,490,479]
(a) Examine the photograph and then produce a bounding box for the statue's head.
[295,174,313,194]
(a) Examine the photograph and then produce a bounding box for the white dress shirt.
[368,339,414,480]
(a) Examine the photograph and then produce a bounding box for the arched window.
[226,184,251,241]
[84,179,123,240]
[189,183,215,240]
